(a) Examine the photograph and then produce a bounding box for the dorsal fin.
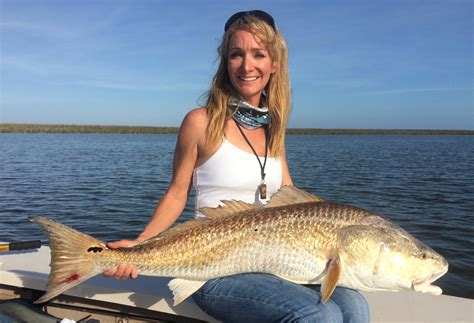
[264,186,322,208]
[197,186,321,220]
[199,199,256,220]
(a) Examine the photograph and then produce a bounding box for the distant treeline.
[287,128,474,135]
[0,124,179,134]
[1,124,473,135]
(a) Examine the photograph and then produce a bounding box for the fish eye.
[421,252,427,259]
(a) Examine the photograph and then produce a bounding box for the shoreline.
[1,123,473,135]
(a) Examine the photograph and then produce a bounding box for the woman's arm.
[137,109,207,240]
[281,144,293,186]
[104,108,207,279]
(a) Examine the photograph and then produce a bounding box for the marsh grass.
[1,123,472,135]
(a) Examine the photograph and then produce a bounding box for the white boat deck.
[0,246,472,322]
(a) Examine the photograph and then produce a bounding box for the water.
[0,134,472,299]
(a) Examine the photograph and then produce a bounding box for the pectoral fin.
[321,257,341,304]
[413,283,442,295]
[168,278,207,306]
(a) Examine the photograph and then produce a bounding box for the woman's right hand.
[103,239,141,280]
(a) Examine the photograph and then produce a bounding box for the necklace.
[233,119,269,199]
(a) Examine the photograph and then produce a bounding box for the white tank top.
[193,138,282,218]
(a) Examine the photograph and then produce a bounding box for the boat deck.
[0,246,472,322]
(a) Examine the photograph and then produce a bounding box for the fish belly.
[132,236,328,284]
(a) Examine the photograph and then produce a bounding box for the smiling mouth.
[239,76,259,82]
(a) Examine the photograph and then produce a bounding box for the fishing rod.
[0,240,42,252]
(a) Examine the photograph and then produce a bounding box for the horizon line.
[1,123,473,135]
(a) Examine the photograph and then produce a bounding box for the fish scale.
[30,186,448,305]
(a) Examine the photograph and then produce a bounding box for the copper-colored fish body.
[110,202,367,279]
[30,186,448,305]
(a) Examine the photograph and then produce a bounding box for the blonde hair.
[206,14,291,157]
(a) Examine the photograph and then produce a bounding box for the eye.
[420,252,427,260]
[254,52,266,59]
[229,52,241,59]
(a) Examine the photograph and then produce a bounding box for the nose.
[241,54,254,73]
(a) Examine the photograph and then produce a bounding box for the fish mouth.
[412,267,448,295]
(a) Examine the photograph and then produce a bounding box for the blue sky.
[0,0,472,129]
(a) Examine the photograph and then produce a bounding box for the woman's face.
[227,29,276,107]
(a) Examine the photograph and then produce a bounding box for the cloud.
[59,79,207,93]
[360,87,473,96]
[0,20,76,39]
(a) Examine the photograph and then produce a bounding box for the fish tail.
[30,216,106,303]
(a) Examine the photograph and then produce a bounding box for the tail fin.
[30,216,106,303]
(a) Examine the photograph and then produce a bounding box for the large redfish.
[31,186,448,305]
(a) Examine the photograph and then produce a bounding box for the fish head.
[339,218,448,294]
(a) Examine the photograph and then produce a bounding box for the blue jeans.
[192,274,370,323]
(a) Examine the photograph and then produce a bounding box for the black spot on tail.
[87,247,103,253]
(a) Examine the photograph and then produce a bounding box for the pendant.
[259,182,267,199]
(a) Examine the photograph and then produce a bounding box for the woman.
[104,10,370,322]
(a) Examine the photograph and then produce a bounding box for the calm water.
[0,134,473,299]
